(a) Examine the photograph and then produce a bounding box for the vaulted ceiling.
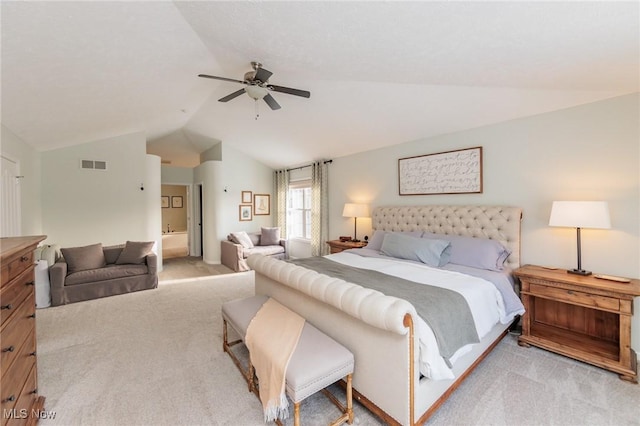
[2,1,638,169]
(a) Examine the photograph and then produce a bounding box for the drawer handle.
[26,281,35,286]
[2,346,15,353]
[2,395,15,403]
[567,290,574,295]
[1,304,12,310]
[20,256,29,262]
[29,388,37,395]
[29,351,37,357]
[28,313,36,319]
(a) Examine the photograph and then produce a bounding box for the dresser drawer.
[2,363,38,426]
[1,298,36,374]
[0,343,36,420]
[529,283,620,311]
[0,267,35,326]
[1,248,34,287]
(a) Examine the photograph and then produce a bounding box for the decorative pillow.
[229,231,254,249]
[116,241,154,265]
[260,227,280,246]
[422,232,511,271]
[380,233,451,267]
[367,230,423,251]
[61,243,106,273]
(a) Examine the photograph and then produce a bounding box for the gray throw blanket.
[289,257,479,365]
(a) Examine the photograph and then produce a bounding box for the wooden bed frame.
[249,205,523,425]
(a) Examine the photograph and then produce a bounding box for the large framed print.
[398,146,483,195]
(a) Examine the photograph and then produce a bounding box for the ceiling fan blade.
[268,85,311,98]
[218,89,246,103]
[254,67,273,83]
[263,94,281,110]
[198,74,246,84]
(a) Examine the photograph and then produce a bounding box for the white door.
[1,155,21,237]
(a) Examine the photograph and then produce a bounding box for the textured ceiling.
[2,1,638,168]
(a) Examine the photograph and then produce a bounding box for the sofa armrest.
[221,240,247,272]
[49,260,67,306]
[279,239,289,259]
[146,253,158,276]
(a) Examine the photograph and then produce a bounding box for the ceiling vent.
[80,159,107,171]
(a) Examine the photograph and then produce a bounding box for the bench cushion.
[222,295,354,403]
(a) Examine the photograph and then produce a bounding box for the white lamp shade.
[342,203,370,218]
[549,201,611,229]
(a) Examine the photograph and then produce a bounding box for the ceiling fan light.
[245,85,268,100]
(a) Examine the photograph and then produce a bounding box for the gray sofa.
[221,231,287,272]
[50,242,158,306]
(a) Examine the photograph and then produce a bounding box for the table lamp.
[548,201,611,275]
[342,203,370,242]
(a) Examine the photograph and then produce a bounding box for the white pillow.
[230,231,254,249]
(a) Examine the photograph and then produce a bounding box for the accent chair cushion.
[260,227,280,246]
[61,243,106,274]
[116,241,154,265]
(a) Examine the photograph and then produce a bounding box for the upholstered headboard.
[372,205,523,269]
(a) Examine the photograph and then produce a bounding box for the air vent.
[80,159,108,171]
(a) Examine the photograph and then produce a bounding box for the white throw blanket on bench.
[246,298,305,422]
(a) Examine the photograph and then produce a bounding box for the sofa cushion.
[260,227,280,246]
[65,264,149,286]
[242,245,285,259]
[230,231,254,249]
[103,245,124,264]
[61,243,106,274]
[116,241,154,265]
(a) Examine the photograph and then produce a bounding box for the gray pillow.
[381,233,451,267]
[229,231,254,249]
[367,230,423,251]
[260,227,280,246]
[61,243,106,273]
[422,232,511,271]
[116,241,154,265]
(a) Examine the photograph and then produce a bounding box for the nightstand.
[326,240,367,254]
[514,265,640,383]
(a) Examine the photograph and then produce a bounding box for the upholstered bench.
[222,295,354,426]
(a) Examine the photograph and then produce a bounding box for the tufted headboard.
[372,205,523,269]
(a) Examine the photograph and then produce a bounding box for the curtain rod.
[282,159,333,173]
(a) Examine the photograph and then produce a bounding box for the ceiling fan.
[198,62,310,111]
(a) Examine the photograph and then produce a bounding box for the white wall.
[1,125,43,236]
[329,93,640,352]
[41,131,160,248]
[194,143,274,264]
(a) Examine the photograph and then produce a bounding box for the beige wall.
[328,93,640,351]
[161,185,188,232]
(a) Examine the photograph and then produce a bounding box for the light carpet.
[36,275,639,426]
[159,256,235,282]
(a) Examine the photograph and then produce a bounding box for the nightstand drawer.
[529,283,620,311]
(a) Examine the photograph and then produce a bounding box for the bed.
[247,205,523,425]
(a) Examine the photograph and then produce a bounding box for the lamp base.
[568,269,592,276]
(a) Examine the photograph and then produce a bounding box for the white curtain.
[310,161,329,256]
[274,169,289,239]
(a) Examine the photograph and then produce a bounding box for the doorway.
[161,184,189,258]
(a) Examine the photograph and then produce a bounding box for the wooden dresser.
[1,236,47,425]
[515,264,640,383]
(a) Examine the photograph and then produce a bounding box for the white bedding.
[325,251,520,380]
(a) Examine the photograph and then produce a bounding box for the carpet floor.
[159,256,235,282]
[35,275,639,426]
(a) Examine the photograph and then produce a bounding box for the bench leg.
[223,319,228,352]
[346,373,353,425]
[294,402,301,426]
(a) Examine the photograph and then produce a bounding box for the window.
[288,180,311,239]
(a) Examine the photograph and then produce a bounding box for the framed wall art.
[171,196,183,208]
[161,196,169,208]
[253,194,270,215]
[398,146,483,195]
[241,191,252,204]
[239,205,252,221]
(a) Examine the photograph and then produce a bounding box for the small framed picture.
[241,191,252,204]
[171,196,183,208]
[161,196,169,208]
[239,205,252,221]
[254,194,270,215]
